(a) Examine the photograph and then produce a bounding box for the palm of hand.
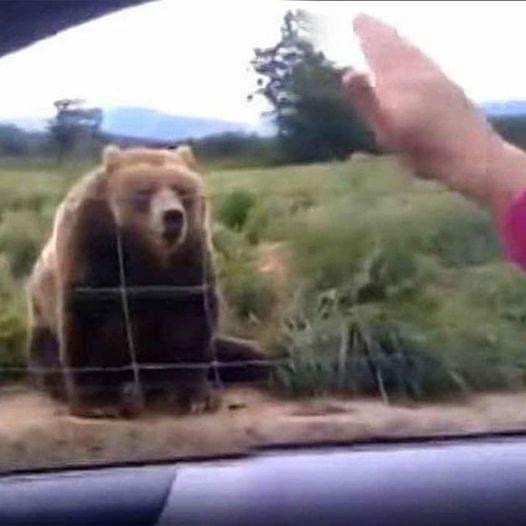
[346,15,496,181]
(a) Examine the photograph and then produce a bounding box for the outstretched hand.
[343,14,519,213]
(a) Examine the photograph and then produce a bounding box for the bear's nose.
[162,209,185,241]
[163,209,184,226]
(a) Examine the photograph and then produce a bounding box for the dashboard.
[2,433,526,525]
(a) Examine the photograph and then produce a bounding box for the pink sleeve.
[499,188,526,271]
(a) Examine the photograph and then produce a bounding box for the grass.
[1,154,526,400]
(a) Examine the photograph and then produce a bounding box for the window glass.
[1,0,526,472]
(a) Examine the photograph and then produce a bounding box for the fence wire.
[4,359,289,374]
[14,191,291,396]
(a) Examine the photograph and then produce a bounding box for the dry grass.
[2,386,526,472]
[3,157,526,471]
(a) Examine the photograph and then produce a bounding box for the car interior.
[2,2,526,525]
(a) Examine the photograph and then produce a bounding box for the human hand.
[343,14,509,208]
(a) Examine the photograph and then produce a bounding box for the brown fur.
[27,145,269,418]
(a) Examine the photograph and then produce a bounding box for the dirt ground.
[2,386,526,472]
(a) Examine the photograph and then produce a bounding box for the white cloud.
[0,0,525,121]
[0,0,286,121]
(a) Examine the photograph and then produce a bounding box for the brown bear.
[27,145,269,418]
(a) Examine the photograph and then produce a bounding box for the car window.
[1,0,526,472]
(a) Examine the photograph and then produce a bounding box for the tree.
[48,98,102,161]
[250,10,376,164]
[0,125,29,157]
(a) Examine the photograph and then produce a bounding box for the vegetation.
[193,133,280,169]
[48,98,103,162]
[1,155,526,401]
[250,10,377,163]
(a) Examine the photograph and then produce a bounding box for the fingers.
[342,70,388,146]
[353,13,441,79]
[353,13,398,42]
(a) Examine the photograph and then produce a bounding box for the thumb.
[342,70,389,146]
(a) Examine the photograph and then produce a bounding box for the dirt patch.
[2,387,526,472]
[257,242,291,291]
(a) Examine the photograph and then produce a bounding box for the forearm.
[430,131,526,270]
[425,130,526,219]
[348,13,526,270]
[487,140,526,217]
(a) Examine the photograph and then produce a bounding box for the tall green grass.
[1,155,526,400]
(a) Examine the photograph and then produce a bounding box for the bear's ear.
[102,145,122,174]
[174,145,199,172]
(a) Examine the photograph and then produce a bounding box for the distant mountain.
[0,106,271,141]
[101,107,254,142]
[481,101,526,118]
[4,102,526,141]
[0,117,49,133]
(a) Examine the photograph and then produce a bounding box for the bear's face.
[106,160,206,260]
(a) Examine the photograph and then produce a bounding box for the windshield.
[1,0,526,473]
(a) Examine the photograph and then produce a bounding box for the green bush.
[217,189,256,231]
[290,199,421,297]
[213,223,276,333]
[426,208,500,267]
[290,212,373,290]
[244,200,291,245]
[0,258,27,382]
[212,223,248,261]
[7,189,60,212]
[272,292,465,401]
[0,209,48,277]
[0,307,27,370]
[218,252,275,326]
[0,155,525,402]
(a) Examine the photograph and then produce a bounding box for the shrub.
[212,223,248,261]
[244,200,291,245]
[272,303,466,401]
[0,306,27,381]
[0,209,48,277]
[217,189,256,231]
[213,222,276,333]
[0,258,27,382]
[290,199,421,299]
[219,256,275,325]
[290,212,373,290]
[1,155,525,402]
[426,208,500,267]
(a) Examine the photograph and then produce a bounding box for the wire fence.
[2,175,308,397]
[74,285,210,300]
[7,359,289,375]
[10,208,291,399]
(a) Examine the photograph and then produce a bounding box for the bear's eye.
[136,188,154,198]
[133,188,154,209]
[171,185,194,205]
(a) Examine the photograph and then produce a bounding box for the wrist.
[485,137,526,217]
[446,130,526,215]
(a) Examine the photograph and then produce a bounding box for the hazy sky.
[0,1,525,123]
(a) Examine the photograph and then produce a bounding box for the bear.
[26,145,270,418]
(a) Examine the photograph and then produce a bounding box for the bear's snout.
[162,208,185,243]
